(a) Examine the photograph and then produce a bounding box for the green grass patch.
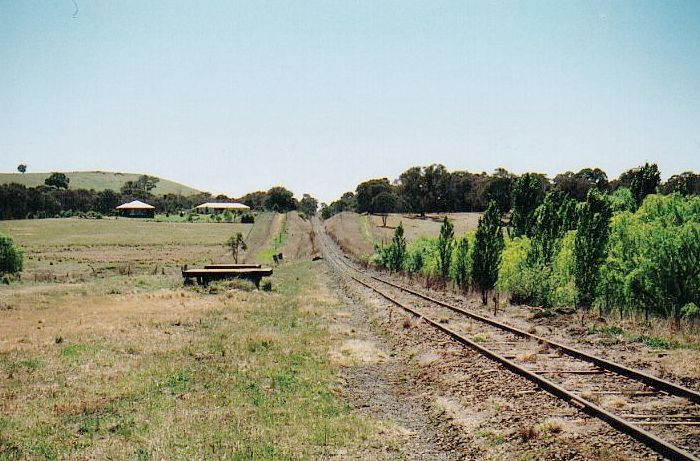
[0,262,377,459]
[588,325,625,336]
[259,214,289,262]
[60,343,102,359]
[637,335,681,350]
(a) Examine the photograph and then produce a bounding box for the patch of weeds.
[271,371,297,391]
[537,418,564,435]
[108,416,139,438]
[247,338,274,353]
[475,428,507,446]
[472,335,488,343]
[246,382,265,407]
[124,345,141,355]
[531,309,555,320]
[162,371,192,395]
[637,335,680,350]
[589,325,624,336]
[60,343,101,360]
[232,443,279,460]
[211,279,257,293]
[475,429,494,438]
[209,333,227,357]
[517,425,539,441]
[18,358,41,371]
[134,447,152,460]
[78,415,102,436]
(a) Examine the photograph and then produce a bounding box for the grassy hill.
[0,171,202,196]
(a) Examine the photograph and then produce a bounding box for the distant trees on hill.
[321,163,699,219]
[0,177,317,220]
[44,172,70,189]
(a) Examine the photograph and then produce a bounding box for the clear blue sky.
[1,1,699,202]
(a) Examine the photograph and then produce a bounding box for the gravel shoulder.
[321,255,661,460]
[321,262,458,460]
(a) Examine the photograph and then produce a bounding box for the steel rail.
[325,239,700,406]
[367,274,700,406]
[316,225,700,460]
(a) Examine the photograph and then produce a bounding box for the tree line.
[0,174,319,220]
[321,163,700,218]
[370,163,700,327]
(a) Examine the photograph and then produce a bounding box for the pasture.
[0,171,201,196]
[324,212,482,260]
[0,218,385,459]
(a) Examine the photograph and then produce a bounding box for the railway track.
[313,219,700,460]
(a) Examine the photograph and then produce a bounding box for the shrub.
[404,237,436,274]
[596,194,700,326]
[0,233,23,277]
[496,236,530,301]
[226,233,247,263]
[372,223,407,272]
[241,214,255,224]
[550,231,577,306]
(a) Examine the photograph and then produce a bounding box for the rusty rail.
[314,219,700,461]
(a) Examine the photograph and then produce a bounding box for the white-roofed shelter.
[115,200,156,218]
[195,202,250,214]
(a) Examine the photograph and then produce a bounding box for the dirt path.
[324,212,375,260]
[280,212,318,261]
[243,212,282,263]
[323,264,457,460]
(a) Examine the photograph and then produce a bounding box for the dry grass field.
[0,218,391,460]
[324,212,482,260]
[281,212,318,261]
[366,213,482,244]
[323,213,375,261]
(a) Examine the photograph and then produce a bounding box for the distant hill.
[0,171,202,196]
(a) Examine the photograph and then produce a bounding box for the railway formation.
[313,219,700,461]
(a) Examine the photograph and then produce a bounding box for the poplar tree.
[510,173,545,237]
[388,222,406,272]
[630,162,661,206]
[452,236,470,291]
[472,202,504,304]
[528,190,577,266]
[436,217,454,280]
[573,190,612,308]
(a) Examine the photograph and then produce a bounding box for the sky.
[1,1,699,202]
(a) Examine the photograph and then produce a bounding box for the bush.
[496,236,530,300]
[0,233,23,277]
[550,231,577,306]
[596,194,700,326]
[241,214,255,224]
[404,237,435,274]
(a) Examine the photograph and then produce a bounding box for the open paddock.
[0,218,386,459]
